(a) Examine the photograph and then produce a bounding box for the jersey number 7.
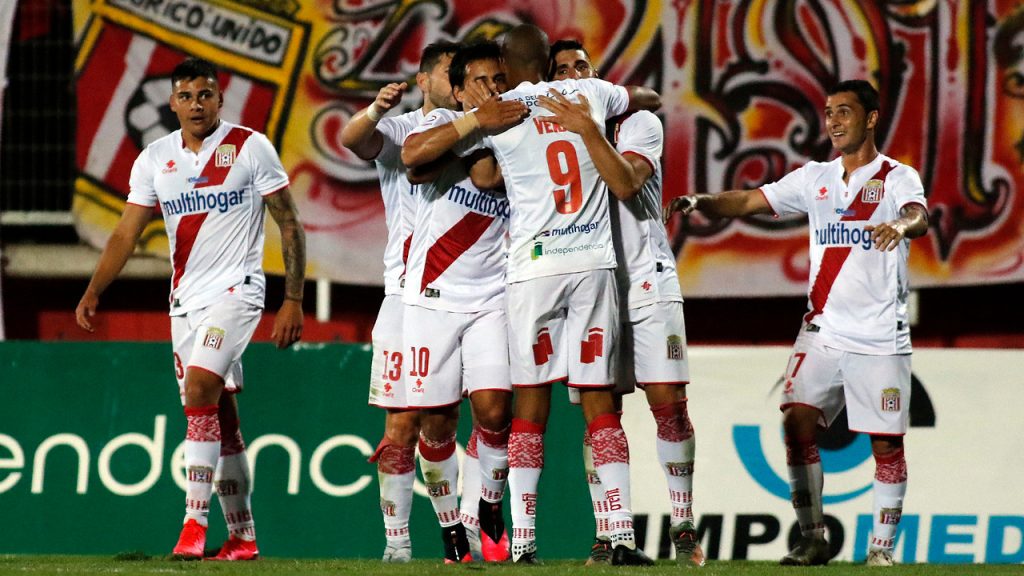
[546,140,582,214]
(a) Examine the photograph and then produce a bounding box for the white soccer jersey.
[607,110,682,309]
[127,120,289,315]
[460,78,630,283]
[375,109,427,295]
[759,153,927,354]
[403,109,510,312]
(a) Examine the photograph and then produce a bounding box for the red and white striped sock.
[871,447,908,551]
[371,437,415,543]
[183,405,220,526]
[582,431,612,539]
[216,427,255,541]
[418,433,461,527]
[508,418,544,550]
[476,424,510,503]
[786,436,825,539]
[460,429,481,531]
[589,413,635,549]
[651,400,696,526]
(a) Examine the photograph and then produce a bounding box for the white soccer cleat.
[382,538,412,563]
[866,548,895,567]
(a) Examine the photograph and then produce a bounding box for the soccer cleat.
[780,535,830,566]
[480,527,510,562]
[866,548,895,567]
[171,519,207,560]
[207,536,259,561]
[511,540,539,564]
[441,523,473,564]
[465,524,484,561]
[584,537,612,566]
[611,544,655,566]
[382,538,412,563]
[670,521,706,567]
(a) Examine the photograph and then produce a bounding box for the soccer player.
[75,57,306,561]
[664,80,929,567]
[402,24,661,565]
[339,41,460,563]
[401,41,514,563]
[543,39,704,567]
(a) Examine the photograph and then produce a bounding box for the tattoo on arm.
[264,189,306,301]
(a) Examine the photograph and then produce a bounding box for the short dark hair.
[448,41,501,89]
[548,39,591,79]
[171,57,218,88]
[828,80,879,113]
[419,41,461,74]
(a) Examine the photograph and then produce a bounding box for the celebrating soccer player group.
[76,20,929,567]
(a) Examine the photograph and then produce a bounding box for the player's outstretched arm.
[538,90,649,200]
[265,188,306,349]
[865,202,929,251]
[402,97,528,169]
[625,86,662,112]
[662,189,772,223]
[76,203,152,332]
[340,82,407,161]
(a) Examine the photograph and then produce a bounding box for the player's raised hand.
[374,82,408,113]
[474,95,529,132]
[75,291,99,332]
[271,299,304,349]
[865,220,906,252]
[461,78,494,110]
[663,195,698,223]
[537,89,597,135]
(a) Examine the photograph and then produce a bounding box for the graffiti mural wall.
[72,0,1024,296]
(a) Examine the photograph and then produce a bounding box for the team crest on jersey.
[863,179,884,203]
[203,327,226,350]
[215,144,237,168]
[667,335,684,360]
[881,387,901,412]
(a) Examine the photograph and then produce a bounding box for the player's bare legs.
[207,394,259,560]
[419,404,472,563]
[173,368,226,559]
[371,409,419,563]
[780,405,830,566]
[467,390,512,560]
[866,435,906,566]
[507,386,551,563]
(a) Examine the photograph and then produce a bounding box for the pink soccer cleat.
[171,519,207,560]
[208,535,260,561]
[481,527,510,562]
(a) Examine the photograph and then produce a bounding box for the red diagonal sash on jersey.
[420,212,495,293]
[804,161,896,324]
[171,127,254,292]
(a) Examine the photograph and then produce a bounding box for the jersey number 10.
[546,141,583,214]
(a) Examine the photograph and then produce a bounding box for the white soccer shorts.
[369,294,408,409]
[171,296,262,404]
[507,269,619,390]
[402,304,511,408]
[779,324,912,435]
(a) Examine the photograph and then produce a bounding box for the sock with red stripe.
[582,431,612,539]
[216,427,255,541]
[371,437,416,545]
[588,413,635,549]
[183,405,221,526]
[651,400,696,526]
[508,418,544,555]
[870,447,907,552]
[786,435,825,539]
[418,433,461,527]
[459,429,481,532]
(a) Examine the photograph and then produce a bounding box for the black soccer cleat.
[441,523,473,564]
[585,537,612,566]
[611,544,655,566]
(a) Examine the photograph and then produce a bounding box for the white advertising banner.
[622,347,1024,563]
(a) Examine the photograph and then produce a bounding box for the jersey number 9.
[546,141,583,214]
